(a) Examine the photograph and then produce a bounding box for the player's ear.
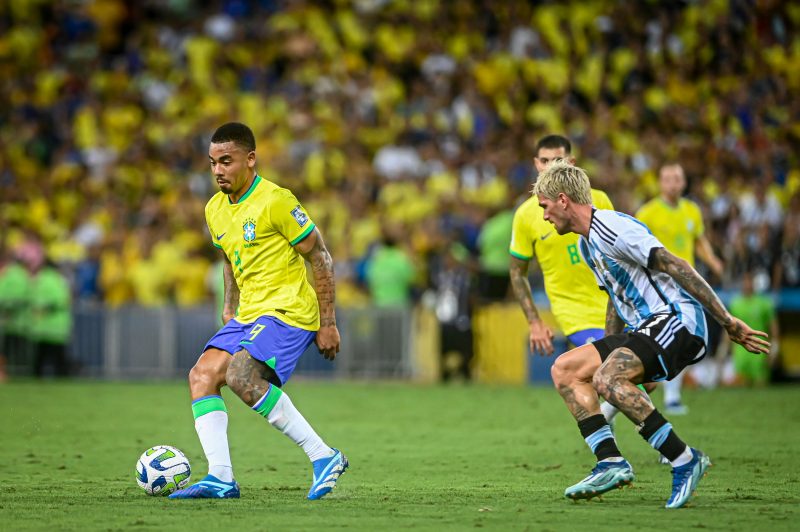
[247,150,256,168]
[567,156,577,166]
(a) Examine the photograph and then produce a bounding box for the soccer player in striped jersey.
[636,163,723,415]
[169,122,348,500]
[533,161,770,509]
[509,135,652,423]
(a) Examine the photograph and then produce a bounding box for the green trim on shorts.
[192,396,227,419]
[637,384,647,393]
[254,386,283,417]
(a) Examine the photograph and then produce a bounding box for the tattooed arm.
[605,298,624,336]
[295,227,340,360]
[649,247,771,354]
[221,252,239,325]
[509,255,554,355]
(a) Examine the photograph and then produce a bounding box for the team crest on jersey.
[291,206,308,227]
[243,218,257,242]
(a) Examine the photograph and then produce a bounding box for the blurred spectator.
[30,257,73,378]
[722,270,780,387]
[476,204,514,301]
[73,244,102,301]
[0,243,32,380]
[773,192,800,289]
[365,230,416,308]
[430,242,474,382]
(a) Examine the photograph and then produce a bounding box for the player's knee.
[551,356,571,387]
[189,358,224,392]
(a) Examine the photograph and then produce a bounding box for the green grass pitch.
[1,381,799,530]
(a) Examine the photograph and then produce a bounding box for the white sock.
[600,401,620,423]
[664,371,684,404]
[195,410,234,482]
[264,389,334,462]
[670,445,693,467]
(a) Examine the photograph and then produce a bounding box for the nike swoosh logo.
[540,232,553,241]
[216,233,226,240]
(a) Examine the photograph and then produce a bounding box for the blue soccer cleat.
[665,448,711,509]
[307,448,349,500]
[565,459,635,500]
[168,474,240,499]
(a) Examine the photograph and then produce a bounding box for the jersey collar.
[229,175,261,204]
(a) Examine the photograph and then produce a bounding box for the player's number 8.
[566,244,581,265]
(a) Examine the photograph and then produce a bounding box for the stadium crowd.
[0,0,798,314]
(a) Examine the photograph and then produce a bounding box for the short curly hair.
[211,122,256,152]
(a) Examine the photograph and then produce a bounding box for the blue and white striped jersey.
[578,209,708,344]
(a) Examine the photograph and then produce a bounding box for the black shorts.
[592,313,706,382]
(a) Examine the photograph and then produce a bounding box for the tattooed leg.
[551,344,604,421]
[226,349,274,407]
[592,347,655,424]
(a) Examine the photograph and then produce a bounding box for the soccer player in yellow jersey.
[510,135,613,354]
[170,123,347,500]
[636,163,723,415]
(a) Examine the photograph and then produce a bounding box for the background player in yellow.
[170,123,347,500]
[510,135,613,355]
[636,163,723,415]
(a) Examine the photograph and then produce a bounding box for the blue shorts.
[567,328,605,347]
[204,316,316,386]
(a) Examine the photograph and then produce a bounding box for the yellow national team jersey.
[205,176,319,330]
[509,189,613,336]
[636,198,703,267]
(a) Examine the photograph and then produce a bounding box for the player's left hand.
[316,325,340,361]
[725,317,770,355]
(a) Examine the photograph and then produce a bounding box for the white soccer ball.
[135,445,191,496]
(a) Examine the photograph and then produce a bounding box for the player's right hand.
[316,325,341,361]
[725,316,770,355]
[529,319,554,356]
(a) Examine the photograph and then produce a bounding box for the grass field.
[1,381,799,531]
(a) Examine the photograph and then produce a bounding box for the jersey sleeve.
[509,206,534,260]
[270,189,316,245]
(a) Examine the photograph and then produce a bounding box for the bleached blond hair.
[532,160,592,205]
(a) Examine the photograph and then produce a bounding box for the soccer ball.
[135,445,191,496]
